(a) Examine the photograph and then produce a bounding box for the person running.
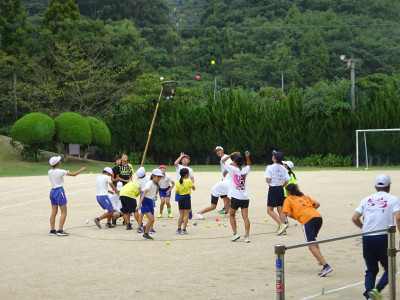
[352,174,400,300]
[94,167,119,228]
[174,152,195,219]
[119,181,141,230]
[214,146,232,215]
[137,169,163,240]
[48,156,86,236]
[222,151,251,243]
[265,150,290,236]
[157,165,175,218]
[175,168,195,235]
[283,183,333,277]
[115,153,134,186]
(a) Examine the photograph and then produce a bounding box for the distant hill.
[164,0,206,28]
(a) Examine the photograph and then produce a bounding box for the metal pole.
[356,130,359,168]
[275,245,286,300]
[364,131,368,169]
[387,225,396,300]
[140,87,163,167]
[350,57,356,114]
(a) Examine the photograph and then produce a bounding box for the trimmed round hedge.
[86,117,111,146]
[54,112,92,145]
[11,113,55,144]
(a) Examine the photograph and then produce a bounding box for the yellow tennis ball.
[211,60,215,65]
[166,241,170,245]
[264,218,268,222]
[206,224,210,228]
[218,222,221,226]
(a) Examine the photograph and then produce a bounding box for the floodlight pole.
[140,87,164,167]
[350,57,356,115]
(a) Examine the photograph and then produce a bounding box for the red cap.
[159,165,166,169]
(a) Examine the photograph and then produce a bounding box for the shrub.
[54,112,92,145]
[11,112,55,145]
[86,116,111,146]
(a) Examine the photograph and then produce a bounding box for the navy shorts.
[141,197,154,215]
[50,187,67,207]
[230,197,249,210]
[120,196,137,214]
[178,194,191,210]
[96,195,113,212]
[175,192,179,202]
[159,187,171,198]
[303,217,323,242]
[267,186,285,207]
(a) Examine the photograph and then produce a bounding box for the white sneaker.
[196,213,205,220]
[244,236,250,243]
[231,233,240,241]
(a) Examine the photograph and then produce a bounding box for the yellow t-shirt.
[282,194,322,225]
[176,179,193,195]
[119,182,140,199]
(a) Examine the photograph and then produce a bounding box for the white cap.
[49,156,61,166]
[103,167,113,175]
[282,161,294,169]
[116,181,123,191]
[136,167,145,178]
[214,146,223,152]
[375,174,391,187]
[152,169,163,177]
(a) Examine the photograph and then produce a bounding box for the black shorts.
[230,197,249,210]
[267,186,285,207]
[211,195,227,205]
[303,217,323,242]
[120,196,137,214]
[178,194,191,210]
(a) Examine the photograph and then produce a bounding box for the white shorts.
[109,192,122,213]
[211,181,229,198]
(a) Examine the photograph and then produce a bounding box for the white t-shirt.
[221,154,232,181]
[48,169,68,188]
[264,164,290,186]
[96,174,112,196]
[137,176,150,192]
[356,191,400,236]
[159,173,174,189]
[109,193,122,212]
[224,163,250,200]
[211,180,229,198]
[175,164,194,181]
[143,180,159,199]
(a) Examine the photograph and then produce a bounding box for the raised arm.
[67,167,87,176]
[174,152,185,167]
[245,151,251,166]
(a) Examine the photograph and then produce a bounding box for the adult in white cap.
[352,174,400,300]
[93,167,120,229]
[48,156,86,236]
[137,169,163,240]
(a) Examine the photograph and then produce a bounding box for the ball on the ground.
[215,218,219,222]
[162,223,166,227]
[223,223,227,227]
[85,219,89,224]
[193,222,197,226]
[144,215,147,218]
[211,60,215,65]
[160,77,164,81]
[264,218,268,222]
[245,151,249,154]
[166,241,170,245]
[206,224,210,228]
[218,222,221,226]
[196,75,200,80]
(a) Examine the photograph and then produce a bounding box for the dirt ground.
[1,170,400,299]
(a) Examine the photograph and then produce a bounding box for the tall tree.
[42,0,80,33]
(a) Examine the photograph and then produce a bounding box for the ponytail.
[288,169,296,180]
[286,183,303,196]
[179,168,189,185]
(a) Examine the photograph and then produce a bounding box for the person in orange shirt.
[283,183,333,277]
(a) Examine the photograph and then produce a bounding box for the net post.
[275,244,286,300]
[364,131,368,169]
[387,225,397,300]
[356,130,359,168]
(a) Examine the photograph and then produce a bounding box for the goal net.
[356,129,400,169]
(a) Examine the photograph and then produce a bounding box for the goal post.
[356,129,400,169]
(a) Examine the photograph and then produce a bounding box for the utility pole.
[340,55,357,114]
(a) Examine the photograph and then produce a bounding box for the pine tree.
[42,0,80,33]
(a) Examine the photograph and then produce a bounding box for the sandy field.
[1,170,400,299]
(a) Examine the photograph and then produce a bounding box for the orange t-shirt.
[283,195,322,225]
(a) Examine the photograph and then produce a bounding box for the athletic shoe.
[168,213,173,218]
[105,223,116,228]
[231,233,240,241]
[368,289,381,300]
[136,227,143,233]
[49,230,57,236]
[318,265,333,277]
[157,213,162,218]
[181,229,188,235]
[143,233,154,240]
[175,229,182,234]
[112,219,117,226]
[94,217,101,228]
[281,230,287,235]
[149,229,156,234]
[218,207,226,214]
[196,213,205,220]
[56,230,69,236]
[244,236,250,243]
[126,223,132,230]
[276,224,289,236]
[224,212,229,217]
[142,225,146,232]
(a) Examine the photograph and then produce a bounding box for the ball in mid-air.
[211,60,215,65]
[196,75,200,80]
[160,76,164,81]
[169,96,173,100]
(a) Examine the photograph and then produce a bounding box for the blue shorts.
[303,217,323,242]
[50,187,67,207]
[178,194,191,210]
[159,187,171,198]
[267,186,285,207]
[175,192,179,202]
[141,197,154,215]
[96,195,113,212]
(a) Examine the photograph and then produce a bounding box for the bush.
[86,116,111,146]
[11,112,55,145]
[54,112,92,145]
[285,154,353,167]
[128,151,155,165]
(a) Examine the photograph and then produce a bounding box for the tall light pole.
[340,55,357,114]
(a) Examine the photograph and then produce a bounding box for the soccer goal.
[356,129,400,169]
